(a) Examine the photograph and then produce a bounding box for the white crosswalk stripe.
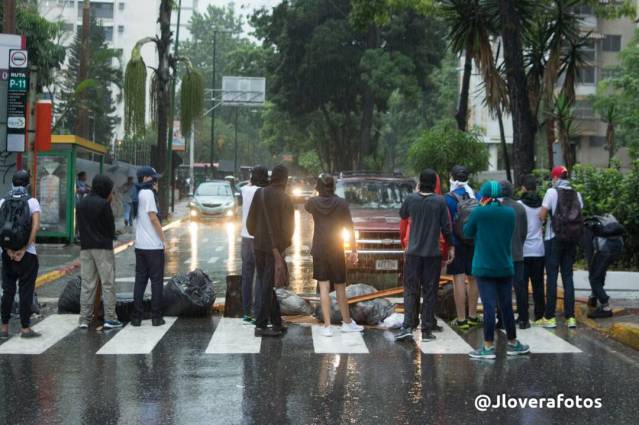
[505,327,582,353]
[0,315,78,355]
[417,319,474,354]
[97,317,178,355]
[205,318,261,354]
[208,256,219,264]
[215,246,223,252]
[311,326,369,354]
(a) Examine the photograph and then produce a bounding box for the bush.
[572,161,639,268]
[408,119,489,181]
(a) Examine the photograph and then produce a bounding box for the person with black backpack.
[539,166,584,329]
[445,165,481,332]
[0,170,41,339]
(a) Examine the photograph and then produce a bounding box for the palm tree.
[550,93,576,170]
[440,0,496,131]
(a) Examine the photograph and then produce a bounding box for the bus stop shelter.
[36,135,107,242]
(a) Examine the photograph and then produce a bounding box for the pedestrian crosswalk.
[0,315,585,357]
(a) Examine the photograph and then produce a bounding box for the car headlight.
[190,209,198,217]
[342,228,351,249]
[225,210,234,217]
[292,187,303,197]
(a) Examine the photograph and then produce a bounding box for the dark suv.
[335,173,416,288]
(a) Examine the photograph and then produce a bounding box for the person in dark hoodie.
[77,175,121,329]
[518,175,546,325]
[395,169,454,342]
[305,174,363,337]
[247,165,295,337]
[500,180,529,329]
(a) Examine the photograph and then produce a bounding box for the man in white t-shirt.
[240,166,269,323]
[0,171,41,339]
[131,166,167,327]
[518,175,546,326]
[539,166,584,330]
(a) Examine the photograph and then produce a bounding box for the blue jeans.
[476,276,516,342]
[241,238,261,316]
[123,202,132,224]
[545,238,577,319]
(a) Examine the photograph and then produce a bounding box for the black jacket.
[247,184,295,253]
[502,197,528,262]
[77,176,115,250]
[305,194,353,257]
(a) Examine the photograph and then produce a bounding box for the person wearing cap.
[247,164,295,337]
[305,173,364,337]
[0,171,42,339]
[499,180,529,329]
[131,166,167,327]
[445,165,481,331]
[240,166,269,324]
[77,175,122,330]
[395,169,454,342]
[464,181,530,359]
[539,166,584,329]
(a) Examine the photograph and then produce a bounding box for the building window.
[601,67,620,80]
[63,23,74,33]
[577,40,596,85]
[589,136,606,147]
[574,5,594,15]
[602,35,621,52]
[103,26,113,42]
[119,3,125,11]
[78,2,114,20]
[118,25,125,33]
[574,100,595,119]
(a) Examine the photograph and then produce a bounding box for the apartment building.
[467,5,636,172]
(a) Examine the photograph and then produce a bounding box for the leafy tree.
[408,119,489,181]
[56,18,122,145]
[591,80,620,167]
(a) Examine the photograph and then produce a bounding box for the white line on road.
[505,327,582,353]
[208,256,219,264]
[205,318,261,354]
[311,326,369,354]
[115,277,171,283]
[417,318,474,354]
[184,259,192,264]
[0,315,79,355]
[202,238,209,243]
[97,317,178,355]
[215,246,223,252]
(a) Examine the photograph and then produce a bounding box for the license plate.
[375,259,398,271]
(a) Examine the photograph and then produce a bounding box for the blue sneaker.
[507,340,531,356]
[469,345,496,359]
[104,320,124,329]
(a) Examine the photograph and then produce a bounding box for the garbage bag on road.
[437,282,456,321]
[162,269,216,317]
[314,283,394,326]
[116,292,152,322]
[58,276,82,314]
[276,288,314,316]
[381,312,404,329]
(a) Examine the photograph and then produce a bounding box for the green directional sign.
[9,72,28,92]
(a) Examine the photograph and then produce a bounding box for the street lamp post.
[209,29,231,178]
[167,0,182,213]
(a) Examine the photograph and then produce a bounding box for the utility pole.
[234,106,238,177]
[75,0,91,139]
[167,0,182,213]
[210,31,218,175]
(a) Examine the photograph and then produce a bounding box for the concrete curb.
[35,217,185,289]
[609,323,639,351]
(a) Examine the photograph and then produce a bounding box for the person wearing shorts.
[305,174,363,337]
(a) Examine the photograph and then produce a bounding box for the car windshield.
[336,180,415,209]
[196,184,232,197]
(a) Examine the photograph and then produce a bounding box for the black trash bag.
[276,288,313,316]
[162,269,216,317]
[116,292,153,322]
[314,283,394,325]
[58,276,82,314]
[436,282,456,321]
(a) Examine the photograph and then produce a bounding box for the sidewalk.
[35,199,189,289]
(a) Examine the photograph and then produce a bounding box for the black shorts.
[313,252,347,284]
[447,242,474,276]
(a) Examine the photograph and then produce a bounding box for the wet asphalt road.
[3,207,639,424]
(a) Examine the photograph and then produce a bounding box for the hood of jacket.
[307,195,341,216]
[92,175,114,199]
[520,191,542,208]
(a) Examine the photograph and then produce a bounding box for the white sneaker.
[321,326,334,337]
[341,321,364,333]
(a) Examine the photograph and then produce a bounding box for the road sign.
[222,76,266,106]
[9,49,28,69]
[9,71,27,92]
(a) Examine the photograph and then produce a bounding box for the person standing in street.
[500,180,529,329]
[305,174,364,337]
[395,169,454,342]
[132,166,166,327]
[465,181,530,359]
[247,165,294,337]
[540,166,584,329]
[119,176,135,227]
[446,165,481,331]
[518,175,546,326]
[0,171,41,339]
[240,165,269,324]
[77,175,122,329]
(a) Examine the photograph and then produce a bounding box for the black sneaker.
[130,319,141,327]
[152,318,166,327]
[394,327,414,341]
[587,308,613,319]
[272,325,288,334]
[519,321,531,330]
[421,331,436,342]
[255,327,282,337]
[432,324,444,333]
[587,296,598,309]
[20,330,42,339]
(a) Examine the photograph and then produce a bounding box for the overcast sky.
[203,0,281,35]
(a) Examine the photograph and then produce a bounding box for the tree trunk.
[546,118,555,170]
[156,0,173,218]
[607,122,615,168]
[75,0,91,139]
[359,25,378,168]
[455,50,472,132]
[498,0,536,179]
[496,107,512,182]
[2,0,16,32]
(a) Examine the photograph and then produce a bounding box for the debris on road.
[277,288,314,316]
[163,269,216,317]
[314,283,394,325]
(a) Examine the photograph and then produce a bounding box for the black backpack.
[551,188,584,243]
[0,193,33,250]
[447,191,479,243]
[585,214,625,238]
